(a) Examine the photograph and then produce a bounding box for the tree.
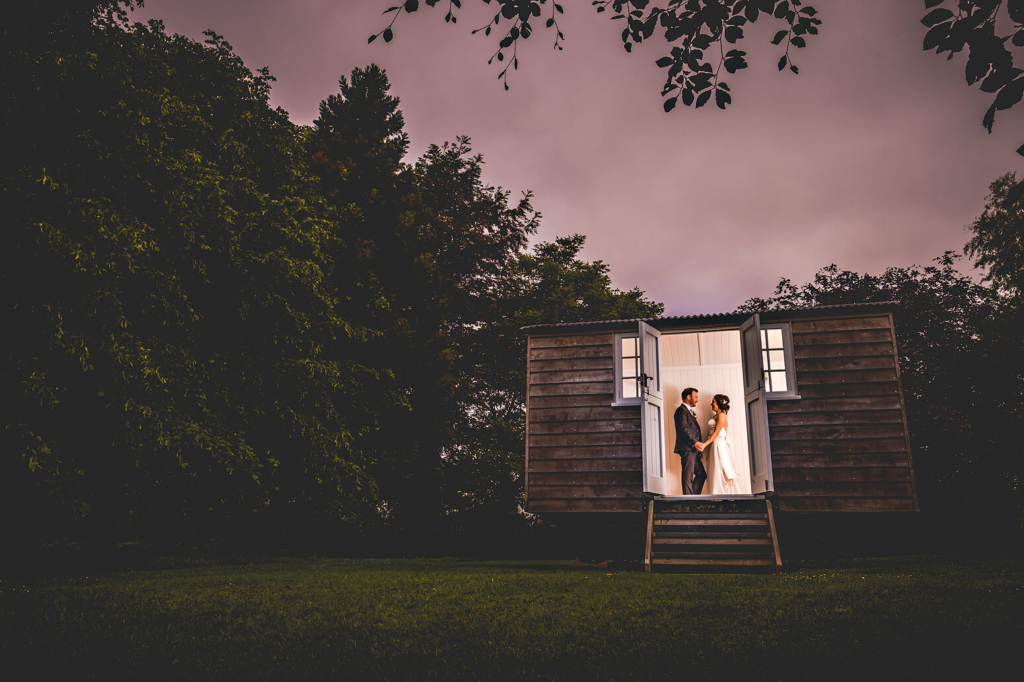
[1,7,391,549]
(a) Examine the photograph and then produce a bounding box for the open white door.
[740,315,775,494]
[639,321,669,495]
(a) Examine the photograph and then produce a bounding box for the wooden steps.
[644,498,782,573]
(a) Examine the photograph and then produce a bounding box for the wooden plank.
[529,499,644,513]
[791,317,891,333]
[777,497,917,512]
[768,396,902,413]
[529,382,614,397]
[797,369,898,385]
[767,409,904,427]
[525,326,532,510]
[772,453,912,468]
[774,482,915,496]
[530,357,614,372]
[527,445,641,460]
[888,311,921,512]
[795,356,896,372]
[652,558,776,566]
[528,485,646,499]
[529,334,613,349]
[530,432,642,447]
[529,472,642,486]
[792,329,892,345]
[654,537,772,545]
[769,423,906,441]
[655,518,768,526]
[530,369,615,385]
[794,382,901,399]
[773,467,912,483]
[530,345,612,361]
[644,503,654,573]
[529,458,643,473]
[765,500,782,568]
[531,406,632,422]
[528,419,640,435]
[770,438,908,455]
[793,342,896,359]
[530,394,622,409]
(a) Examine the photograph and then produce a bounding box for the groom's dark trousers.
[673,404,706,495]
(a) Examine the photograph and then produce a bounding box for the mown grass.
[1,555,1021,681]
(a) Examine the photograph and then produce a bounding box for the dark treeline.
[3,2,1021,561]
[0,1,662,556]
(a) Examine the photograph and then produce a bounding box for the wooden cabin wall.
[526,332,644,513]
[768,313,919,512]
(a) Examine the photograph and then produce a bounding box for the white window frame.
[612,332,642,407]
[760,322,800,400]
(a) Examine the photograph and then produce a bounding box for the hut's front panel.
[526,332,644,512]
[767,313,919,512]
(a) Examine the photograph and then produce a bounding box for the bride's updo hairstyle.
[713,394,731,413]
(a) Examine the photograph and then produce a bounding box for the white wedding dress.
[702,416,751,495]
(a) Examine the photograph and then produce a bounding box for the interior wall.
[661,330,751,495]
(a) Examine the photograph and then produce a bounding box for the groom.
[673,387,707,495]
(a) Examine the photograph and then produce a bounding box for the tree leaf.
[695,90,711,108]
[383,28,393,42]
[664,97,677,112]
[404,0,419,12]
[368,34,377,44]
[715,88,732,109]
[921,8,953,27]
[771,30,787,45]
[778,54,788,71]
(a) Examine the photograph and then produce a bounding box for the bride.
[700,394,751,495]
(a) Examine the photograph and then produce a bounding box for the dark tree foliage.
[372,0,821,106]
[1,2,392,548]
[739,256,1023,531]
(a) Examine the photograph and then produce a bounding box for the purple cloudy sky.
[134,0,1023,316]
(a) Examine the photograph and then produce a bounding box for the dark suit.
[673,404,707,495]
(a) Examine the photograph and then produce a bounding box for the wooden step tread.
[653,530,771,538]
[654,518,768,526]
[654,512,768,520]
[651,548,770,557]
[653,537,773,545]
[651,557,777,566]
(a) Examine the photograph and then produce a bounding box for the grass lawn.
[1,554,1021,681]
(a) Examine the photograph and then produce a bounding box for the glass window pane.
[621,336,637,357]
[769,350,786,370]
[622,358,637,379]
[767,328,783,348]
[763,370,770,390]
[622,379,638,398]
[760,329,768,348]
[762,350,769,369]
[770,371,788,393]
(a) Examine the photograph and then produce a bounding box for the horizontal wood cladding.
[526,332,643,514]
[529,419,640,435]
[530,472,642,486]
[530,333,613,348]
[778,497,917,512]
[529,499,644,512]
[528,485,645,499]
[530,369,615,385]
[530,345,612,360]
[530,458,642,472]
[529,382,614,397]
[770,314,917,512]
[529,357,614,372]
[793,342,895,359]
[530,432,641,447]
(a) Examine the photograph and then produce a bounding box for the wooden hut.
[523,302,918,571]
